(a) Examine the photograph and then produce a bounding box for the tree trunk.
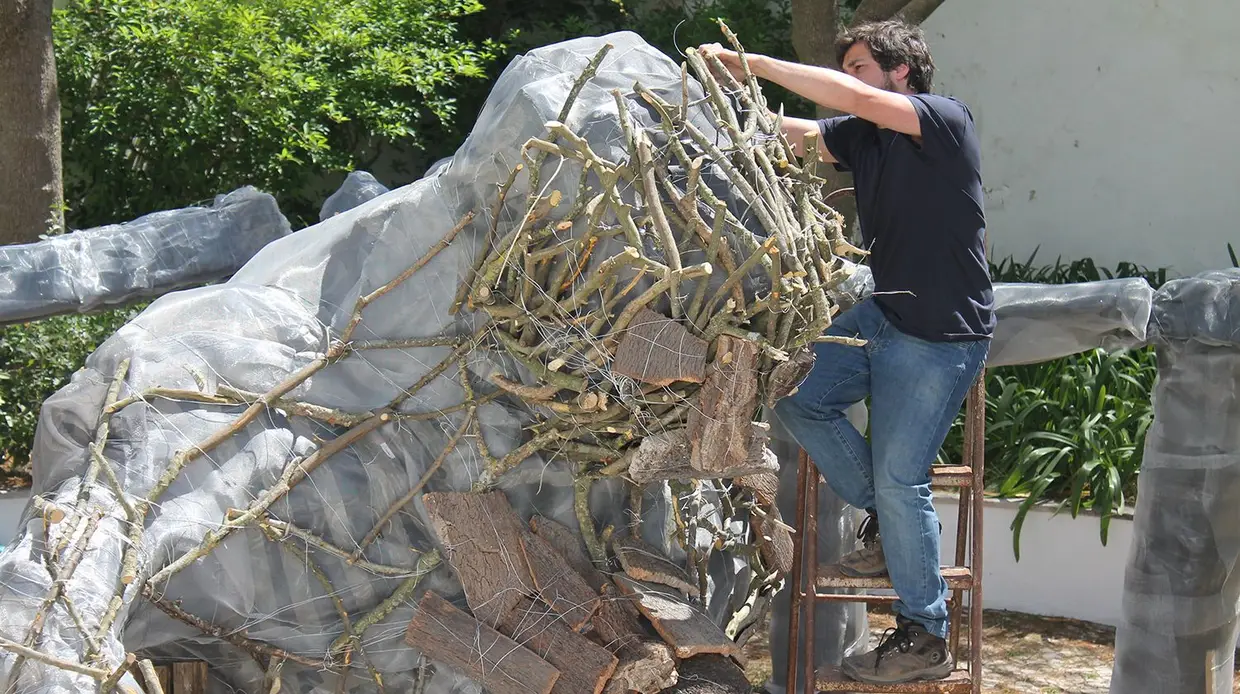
[790,0,840,71]
[0,0,65,245]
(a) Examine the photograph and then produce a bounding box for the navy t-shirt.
[817,93,995,342]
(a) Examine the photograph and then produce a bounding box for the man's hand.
[697,43,748,82]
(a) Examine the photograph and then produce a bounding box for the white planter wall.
[936,493,1134,628]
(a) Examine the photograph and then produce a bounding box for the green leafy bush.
[54,0,499,228]
[0,306,143,487]
[938,251,1164,558]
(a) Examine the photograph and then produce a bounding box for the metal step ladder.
[785,372,986,694]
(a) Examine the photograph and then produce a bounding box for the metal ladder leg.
[784,372,986,694]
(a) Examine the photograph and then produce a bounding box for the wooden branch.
[329,550,441,656]
[0,634,109,681]
[146,410,394,589]
[143,587,327,669]
[260,517,418,577]
[138,659,165,694]
[339,210,476,345]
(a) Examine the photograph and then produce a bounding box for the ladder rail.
[785,373,986,694]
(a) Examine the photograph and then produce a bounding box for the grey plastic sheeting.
[0,32,786,694]
[0,187,291,325]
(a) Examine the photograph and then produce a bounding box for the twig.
[138,659,165,694]
[0,634,109,680]
[339,211,476,345]
[327,550,441,656]
[143,587,327,669]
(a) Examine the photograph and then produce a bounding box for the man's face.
[842,42,905,93]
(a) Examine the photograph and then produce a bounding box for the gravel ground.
[741,606,1240,693]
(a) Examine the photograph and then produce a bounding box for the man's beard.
[881,73,898,92]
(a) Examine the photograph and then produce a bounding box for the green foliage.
[0,306,143,487]
[938,252,1165,559]
[54,0,499,228]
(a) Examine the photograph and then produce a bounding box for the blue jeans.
[772,298,988,638]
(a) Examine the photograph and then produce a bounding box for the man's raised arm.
[699,45,921,138]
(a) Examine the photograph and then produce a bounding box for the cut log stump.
[612,308,708,387]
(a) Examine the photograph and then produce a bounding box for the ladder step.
[815,565,973,591]
[930,465,973,487]
[816,665,973,692]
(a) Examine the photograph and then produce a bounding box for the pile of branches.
[457,25,865,556]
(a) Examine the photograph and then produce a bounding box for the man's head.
[835,20,935,95]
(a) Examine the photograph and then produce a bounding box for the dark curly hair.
[836,20,936,94]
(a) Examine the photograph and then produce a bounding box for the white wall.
[937,494,1133,628]
[922,0,1240,277]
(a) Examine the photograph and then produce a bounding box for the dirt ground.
[741,606,1240,693]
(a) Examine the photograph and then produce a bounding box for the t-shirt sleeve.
[816,115,866,171]
[906,94,974,159]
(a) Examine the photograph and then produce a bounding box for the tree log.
[614,533,698,598]
[612,576,740,659]
[499,597,619,694]
[421,491,532,627]
[519,530,602,630]
[686,335,761,475]
[661,654,753,693]
[405,591,560,694]
[612,308,708,387]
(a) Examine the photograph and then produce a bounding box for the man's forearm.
[750,55,865,116]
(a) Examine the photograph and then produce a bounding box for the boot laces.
[855,512,880,548]
[873,624,915,666]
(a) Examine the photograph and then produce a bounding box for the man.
[701,20,994,686]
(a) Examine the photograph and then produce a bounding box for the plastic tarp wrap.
[0,32,826,694]
[318,172,391,222]
[1110,269,1240,694]
[987,278,1154,367]
[813,265,1156,368]
[0,187,291,325]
